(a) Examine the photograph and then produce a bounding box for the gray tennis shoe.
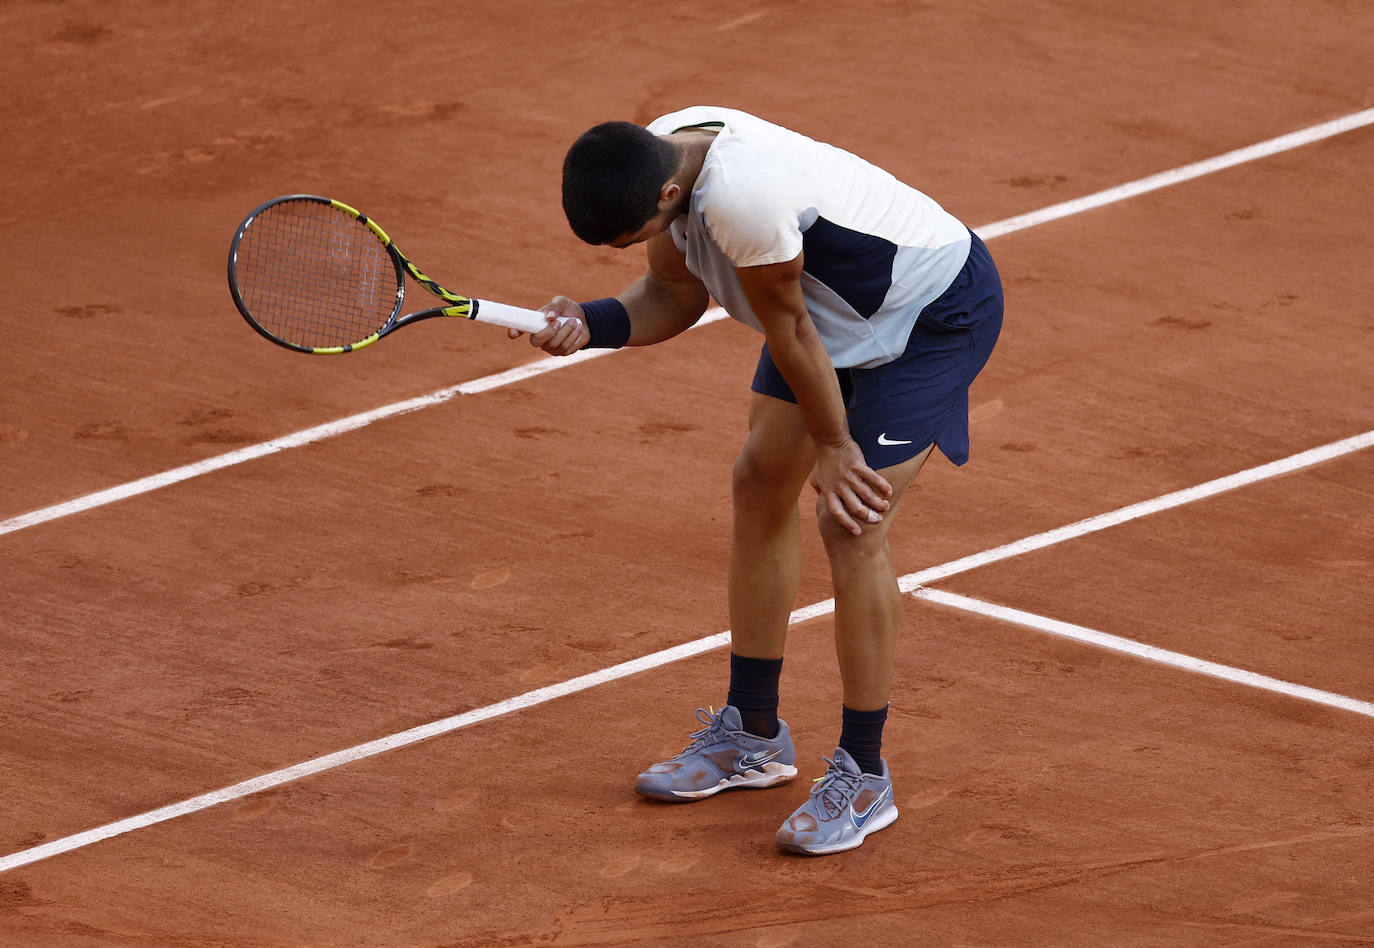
[634,705,797,802]
[775,747,898,855]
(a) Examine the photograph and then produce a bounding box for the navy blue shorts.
[751,231,1003,470]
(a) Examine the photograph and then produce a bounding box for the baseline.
[2,429,1369,873]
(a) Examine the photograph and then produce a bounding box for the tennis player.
[515,106,1003,855]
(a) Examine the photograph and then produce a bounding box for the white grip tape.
[473,299,567,334]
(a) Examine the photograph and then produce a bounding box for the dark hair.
[562,121,679,245]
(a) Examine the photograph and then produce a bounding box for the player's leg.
[777,232,1004,854]
[634,387,814,802]
[769,417,944,853]
[728,389,817,662]
[726,390,816,736]
[773,446,928,854]
[821,444,932,714]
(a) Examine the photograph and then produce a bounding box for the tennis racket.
[228,194,557,354]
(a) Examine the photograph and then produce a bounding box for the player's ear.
[659,182,681,208]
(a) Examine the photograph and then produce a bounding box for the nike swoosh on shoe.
[736,749,782,772]
[850,786,890,829]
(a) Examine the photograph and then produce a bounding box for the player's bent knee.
[732,447,804,509]
[815,498,892,556]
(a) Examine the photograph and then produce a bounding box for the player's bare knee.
[816,497,891,559]
[732,447,798,512]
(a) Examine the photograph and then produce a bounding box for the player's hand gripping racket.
[228,194,555,353]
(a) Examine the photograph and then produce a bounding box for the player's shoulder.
[652,107,810,259]
[697,121,805,219]
[647,105,757,136]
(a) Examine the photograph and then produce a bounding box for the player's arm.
[518,231,708,354]
[735,254,892,535]
[618,230,711,344]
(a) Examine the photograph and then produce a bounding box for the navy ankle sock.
[727,652,783,738]
[839,704,889,775]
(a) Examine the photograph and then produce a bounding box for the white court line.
[912,587,1374,719]
[978,107,1374,239]
[0,316,726,537]
[4,107,1373,538]
[898,430,1374,591]
[0,631,729,874]
[3,429,1370,873]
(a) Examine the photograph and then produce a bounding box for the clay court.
[3,0,1373,944]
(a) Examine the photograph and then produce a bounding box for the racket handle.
[473,299,567,334]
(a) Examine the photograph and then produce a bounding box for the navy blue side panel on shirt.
[752,231,1004,469]
[800,217,897,319]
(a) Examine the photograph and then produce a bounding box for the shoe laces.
[678,706,724,756]
[810,755,864,820]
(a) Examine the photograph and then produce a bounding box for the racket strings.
[234,200,398,349]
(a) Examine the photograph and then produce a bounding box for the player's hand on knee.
[812,440,893,536]
[823,486,885,536]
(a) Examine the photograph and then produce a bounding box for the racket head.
[227,195,405,354]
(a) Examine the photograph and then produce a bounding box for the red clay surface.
[3,0,1373,944]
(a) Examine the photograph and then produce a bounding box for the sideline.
[4,107,1372,538]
